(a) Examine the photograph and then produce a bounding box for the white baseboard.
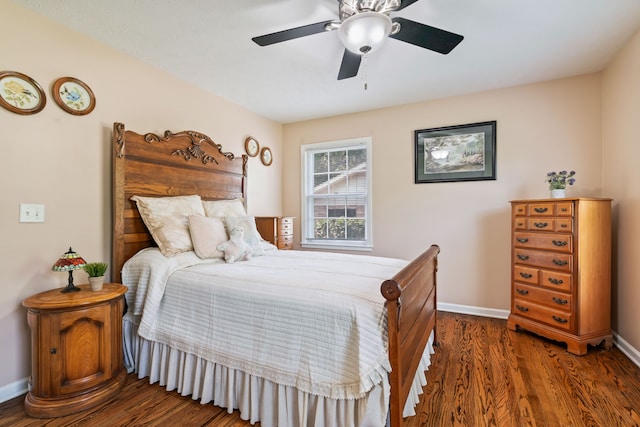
[613,332,640,368]
[438,302,510,319]
[437,302,640,369]
[0,377,27,404]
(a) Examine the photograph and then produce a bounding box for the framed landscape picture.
[414,121,496,184]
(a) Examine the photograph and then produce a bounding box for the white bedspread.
[122,248,408,400]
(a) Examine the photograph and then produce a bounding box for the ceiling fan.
[252,0,464,80]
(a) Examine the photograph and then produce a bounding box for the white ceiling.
[12,0,640,123]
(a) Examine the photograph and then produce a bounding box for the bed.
[112,122,440,427]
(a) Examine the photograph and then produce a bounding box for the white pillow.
[130,195,204,257]
[202,198,247,218]
[223,216,264,256]
[188,215,227,259]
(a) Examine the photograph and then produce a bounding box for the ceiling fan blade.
[396,0,423,11]
[252,20,334,46]
[390,17,463,54]
[337,49,362,80]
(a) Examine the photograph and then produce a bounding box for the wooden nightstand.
[22,283,127,418]
[255,216,294,250]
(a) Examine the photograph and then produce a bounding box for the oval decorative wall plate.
[0,71,46,115]
[245,137,260,157]
[261,146,273,166]
[52,77,96,115]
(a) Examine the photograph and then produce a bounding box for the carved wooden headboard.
[111,122,247,282]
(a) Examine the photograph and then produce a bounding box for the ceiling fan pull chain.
[362,54,368,90]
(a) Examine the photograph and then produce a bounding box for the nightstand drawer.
[256,217,294,250]
[278,220,293,235]
[277,235,293,250]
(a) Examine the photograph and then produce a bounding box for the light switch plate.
[20,204,45,223]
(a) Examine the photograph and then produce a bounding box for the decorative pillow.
[223,216,264,256]
[130,195,204,257]
[202,198,247,218]
[188,215,228,259]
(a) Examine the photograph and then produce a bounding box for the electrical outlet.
[19,204,45,223]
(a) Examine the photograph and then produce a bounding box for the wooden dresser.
[507,198,612,355]
[255,216,294,250]
[22,283,127,417]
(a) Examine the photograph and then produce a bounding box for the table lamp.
[52,247,87,293]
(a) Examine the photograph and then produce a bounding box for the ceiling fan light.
[338,12,392,55]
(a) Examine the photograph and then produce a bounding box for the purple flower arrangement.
[546,170,576,190]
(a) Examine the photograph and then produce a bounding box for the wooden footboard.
[381,244,440,427]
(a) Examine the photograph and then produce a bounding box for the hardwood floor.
[2,311,639,426]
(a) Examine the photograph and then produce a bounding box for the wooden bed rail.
[381,244,440,427]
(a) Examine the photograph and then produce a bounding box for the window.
[301,137,372,250]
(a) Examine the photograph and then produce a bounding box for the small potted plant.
[545,170,576,198]
[83,262,108,291]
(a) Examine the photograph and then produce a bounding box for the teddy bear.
[217,226,252,263]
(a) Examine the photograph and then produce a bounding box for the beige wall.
[283,74,604,313]
[3,0,638,399]
[1,1,282,389]
[603,29,640,352]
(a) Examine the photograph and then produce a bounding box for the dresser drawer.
[529,202,556,216]
[556,202,573,217]
[513,299,573,332]
[540,270,573,293]
[512,203,528,216]
[527,218,555,231]
[555,218,573,232]
[514,265,539,285]
[515,201,574,218]
[514,249,573,272]
[514,218,573,233]
[514,284,573,312]
[514,232,573,253]
[514,216,527,230]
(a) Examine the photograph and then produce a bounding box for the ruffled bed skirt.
[123,315,434,427]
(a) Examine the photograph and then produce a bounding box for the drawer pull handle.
[560,224,568,228]
[561,208,568,212]
[548,278,564,285]
[534,222,548,228]
[552,240,568,247]
[517,254,529,260]
[516,305,529,312]
[552,315,568,324]
[553,259,568,266]
[50,348,57,355]
[519,272,533,279]
[516,289,529,295]
[552,297,568,305]
[517,238,529,243]
[534,207,548,213]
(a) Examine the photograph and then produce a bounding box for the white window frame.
[300,137,373,251]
